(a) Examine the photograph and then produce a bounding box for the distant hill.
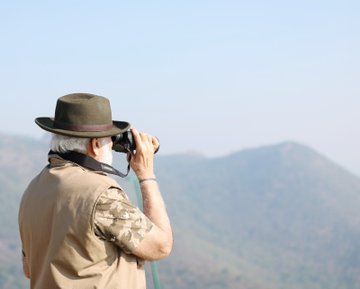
[1,133,360,289]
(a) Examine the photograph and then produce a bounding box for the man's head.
[36,93,128,165]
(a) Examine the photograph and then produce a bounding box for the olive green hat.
[35,93,130,138]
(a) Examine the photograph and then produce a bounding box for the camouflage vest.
[19,156,146,289]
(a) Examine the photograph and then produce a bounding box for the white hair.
[50,134,90,153]
[50,134,113,165]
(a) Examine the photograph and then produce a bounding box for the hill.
[1,134,360,289]
[155,142,360,289]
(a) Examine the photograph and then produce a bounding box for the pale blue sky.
[0,0,359,175]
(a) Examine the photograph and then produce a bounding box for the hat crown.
[54,93,113,130]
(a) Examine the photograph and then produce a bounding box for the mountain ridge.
[0,133,359,289]
[154,140,360,289]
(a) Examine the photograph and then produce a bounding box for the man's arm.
[129,128,173,260]
[131,179,173,260]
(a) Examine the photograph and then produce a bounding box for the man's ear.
[88,138,101,157]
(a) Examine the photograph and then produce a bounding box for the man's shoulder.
[61,161,120,186]
[100,187,129,202]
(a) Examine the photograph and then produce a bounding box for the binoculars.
[112,131,160,154]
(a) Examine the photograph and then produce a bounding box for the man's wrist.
[139,177,157,184]
[136,172,156,180]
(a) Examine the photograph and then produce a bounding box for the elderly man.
[18,93,173,289]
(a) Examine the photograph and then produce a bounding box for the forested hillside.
[1,133,360,289]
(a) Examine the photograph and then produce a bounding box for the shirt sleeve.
[94,187,153,254]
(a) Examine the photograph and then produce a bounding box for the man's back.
[19,156,146,289]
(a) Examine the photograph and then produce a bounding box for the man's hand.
[129,128,159,180]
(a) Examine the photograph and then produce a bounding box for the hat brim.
[35,117,130,138]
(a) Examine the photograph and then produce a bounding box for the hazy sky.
[0,0,359,175]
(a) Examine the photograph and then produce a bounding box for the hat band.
[54,120,113,132]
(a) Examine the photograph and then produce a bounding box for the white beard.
[99,139,113,166]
